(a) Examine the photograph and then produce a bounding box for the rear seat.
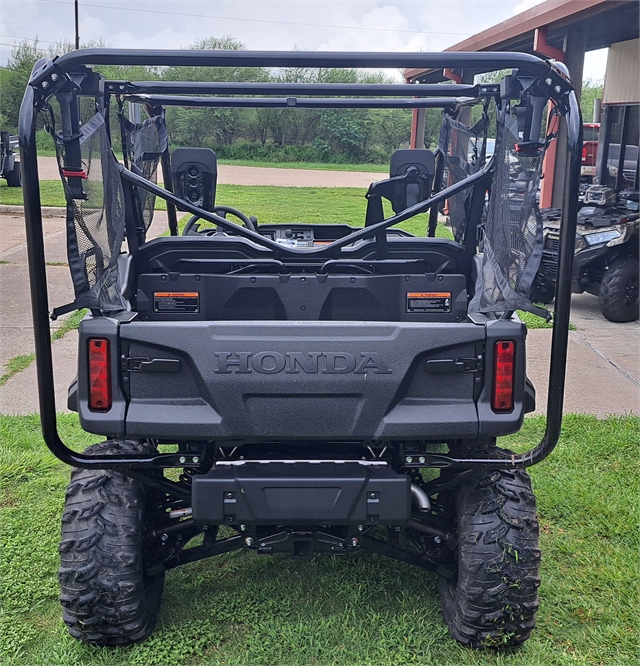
[136,234,467,276]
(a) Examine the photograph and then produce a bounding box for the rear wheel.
[438,467,541,647]
[599,257,639,322]
[59,440,165,645]
[5,161,21,187]
[529,284,555,305]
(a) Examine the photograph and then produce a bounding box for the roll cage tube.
[114,81,483,97]
[119,155,494,258]
[123,95,463,110]
[18,49,581,472]
[29,49,566,85]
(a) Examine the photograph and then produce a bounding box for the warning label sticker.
[406,292,452,313]
[154,292,199,313]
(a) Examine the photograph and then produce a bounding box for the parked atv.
[19,49,581,649]
[0,130,21,187]
[533,185,639,322]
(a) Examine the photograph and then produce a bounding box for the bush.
[204,139,387,165]
[36,130,55,153]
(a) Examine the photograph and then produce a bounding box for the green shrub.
[203,139,387,165]
[36,130,55,153]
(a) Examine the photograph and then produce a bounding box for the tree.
[580,78,604,124]
[0,41,52,130]
[162,36,269,148]
[372,109,412,153]
[0,39,156,132]
[317,109,373,161]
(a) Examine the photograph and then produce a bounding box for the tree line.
[1,36,439,164]
[0,36,602,165]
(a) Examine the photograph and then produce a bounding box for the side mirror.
[364,150,436,227]
[389,149,435,212]
[171,148,217,212]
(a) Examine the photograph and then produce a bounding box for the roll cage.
[19,49,582,477]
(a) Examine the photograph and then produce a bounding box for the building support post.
[550,26,586,208]
[408,76,426,149]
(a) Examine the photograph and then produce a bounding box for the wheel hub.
[624,276,638,308]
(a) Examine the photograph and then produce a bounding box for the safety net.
[468,108,545,315]
[119,114,167,234]
[54,111,128,315]
[437,115,480,244]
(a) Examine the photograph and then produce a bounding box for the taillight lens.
[88,338,112,411]
[582,145,587,160]
[492,341,515,412]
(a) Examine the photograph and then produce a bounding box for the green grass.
[0,310,86,387]
[0,181,438,237]
[0,179,67,207]
[516,310,577,331]
[517,310,553,329]
[50,309,87,343]
[165,185,447,238]
[0,413,638,665]
[23,153,387,172]
[0,354,36,387]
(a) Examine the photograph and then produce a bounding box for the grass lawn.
[0,413,637,665]
[0,179,444,239]
[0,180,67,207]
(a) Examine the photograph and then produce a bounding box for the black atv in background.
[0,130,22,187]
[533,185,639,322]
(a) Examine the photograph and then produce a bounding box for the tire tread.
[58,440,164,646]
[599,257,639,322]
[438,466,540,648]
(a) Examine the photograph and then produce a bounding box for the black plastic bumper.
[191,461,411,525]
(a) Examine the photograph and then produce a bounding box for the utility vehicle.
[1,130,21,187]
[19,49,581,648]
[534,187,639,320]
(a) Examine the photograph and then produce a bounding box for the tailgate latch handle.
[425,358,480,373]
[124,357,181,372]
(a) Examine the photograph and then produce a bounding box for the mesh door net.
[120,114,168,234]
[55,111,127,314]
[468,108,545,315]
[438,115,475,244]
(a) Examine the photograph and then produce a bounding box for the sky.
[0,0,608,81]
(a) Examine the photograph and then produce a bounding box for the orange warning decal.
[154,292,200,313]
[406,291,452,314]
[154,292,199,298]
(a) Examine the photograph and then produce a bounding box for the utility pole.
[75,0,80,49]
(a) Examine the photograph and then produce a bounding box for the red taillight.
[492,341,515,412]
[582,145,587,160]
[88,338,112,411]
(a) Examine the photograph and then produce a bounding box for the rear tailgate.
[77,318,528,441]
[123,320,484,440]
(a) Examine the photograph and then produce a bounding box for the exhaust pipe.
[411,484,430,512]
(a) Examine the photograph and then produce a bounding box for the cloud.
[0,0,606,82]
[513,0,546,15]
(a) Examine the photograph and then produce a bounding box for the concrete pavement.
[34,155,384,189]
[526,297,639,417]
[0,201,638,417]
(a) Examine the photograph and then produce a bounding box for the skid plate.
[192,461,411,525]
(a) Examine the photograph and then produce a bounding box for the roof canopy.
[406,0,639,83]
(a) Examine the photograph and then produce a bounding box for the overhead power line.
[0,34,60,45]
[37,0,471,37]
